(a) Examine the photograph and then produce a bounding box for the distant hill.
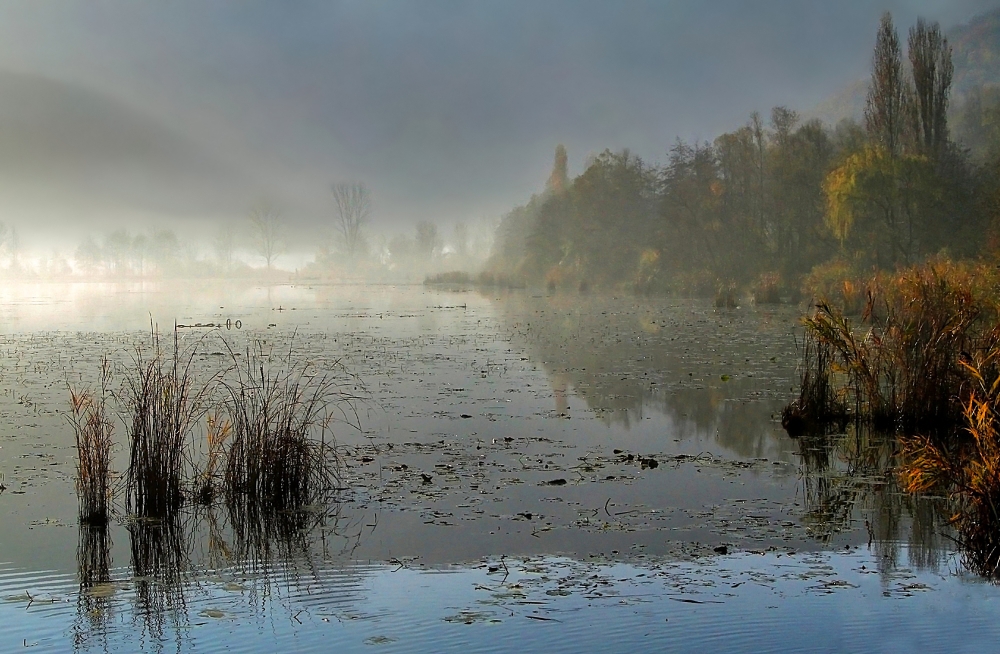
[0,70,257,223]
[804,8,1000,127]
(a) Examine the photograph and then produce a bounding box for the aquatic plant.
[752,271,782,305]
[899,351,1000,577]
[791,261,998,437]
[714,283,738,308]
[121,329,212,518]
[781,336,849,436]
[424,270,471,285]
[220,343,354,515]
[192,411,231,505]
[68,357,115,525]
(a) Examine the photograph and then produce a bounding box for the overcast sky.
[0,0,996,249]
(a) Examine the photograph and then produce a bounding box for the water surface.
[0,282,985,651]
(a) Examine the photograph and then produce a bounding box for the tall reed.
[792,261,999,437]
[121,329,211,518]
[68,357,115,525]
[220,343,354,514]
[899,350,1000,577]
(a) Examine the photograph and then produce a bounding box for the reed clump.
[120,331,212,518]
[781,338,848,436]
[220,346,350,515]
[69,331,357,532]
[714,283,738,308]
[898,351,1000,577]
[752,271,782,305]
[68,358,115,525]
[424,270,471,285]
[790,261,1000,438]
[788,260,1000,576]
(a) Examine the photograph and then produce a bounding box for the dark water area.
[0,282,992,652]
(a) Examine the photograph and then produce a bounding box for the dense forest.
[486,12,1000,299]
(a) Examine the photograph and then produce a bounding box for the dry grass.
[121,329,213,518]
[792,261,1000,437]
[220,343,357,516]
[68,358,115,525]
[898,351,1000,577]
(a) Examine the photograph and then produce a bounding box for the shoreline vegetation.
[783,260,1000,577]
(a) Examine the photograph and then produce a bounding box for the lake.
[0,281,995,653]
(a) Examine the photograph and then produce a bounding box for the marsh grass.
[69,358,115,525]
[792,262,1000,437]
[714,283,738,308]
[220,343,358,516]
[782,337,849,436]
[791,260,1000,576]
[192,411,231,505]
[899,351,1000,577]
[121,328,214,518]
[752,272,782,305]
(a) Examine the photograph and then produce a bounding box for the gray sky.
[0,0,996,249]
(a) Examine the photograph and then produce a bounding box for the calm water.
[0,281,992,652]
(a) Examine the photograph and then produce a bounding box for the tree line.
[488,13,999,297]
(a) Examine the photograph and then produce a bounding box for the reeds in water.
[791,262,998,437]
[220,345,351,515]
[121,330,211,518]
[69,358,115,525]
[899,350,1000,577]
[782,336,848,436]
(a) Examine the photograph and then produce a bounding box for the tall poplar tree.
[908,18,953,158]
[865,13,907,158]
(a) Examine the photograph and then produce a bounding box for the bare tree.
[248,201,284,271]
[865,12,907,158]
[331,182,372,258]
[908,18,953,158]
[213,223,236,272]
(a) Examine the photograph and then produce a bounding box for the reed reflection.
[73,524,113,652]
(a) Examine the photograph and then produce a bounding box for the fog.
[0,0,995,278]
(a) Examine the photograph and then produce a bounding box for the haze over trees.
[330,182,372,259]
[486,11,993,297]
[248,201,284,271]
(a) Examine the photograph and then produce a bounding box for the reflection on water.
[73,525,112,652]
[69,499,368,653]
[128,517,191,648]
[0,283,997,651]
[494,291,800,459]
[796,428,953,579]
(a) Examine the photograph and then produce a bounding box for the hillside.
[0,70,257,224]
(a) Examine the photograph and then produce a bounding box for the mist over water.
[3,2,1000,652]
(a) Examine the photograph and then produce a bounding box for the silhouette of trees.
[331,182,372,258]
[248,201,284,271]
[908,19,953,159]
